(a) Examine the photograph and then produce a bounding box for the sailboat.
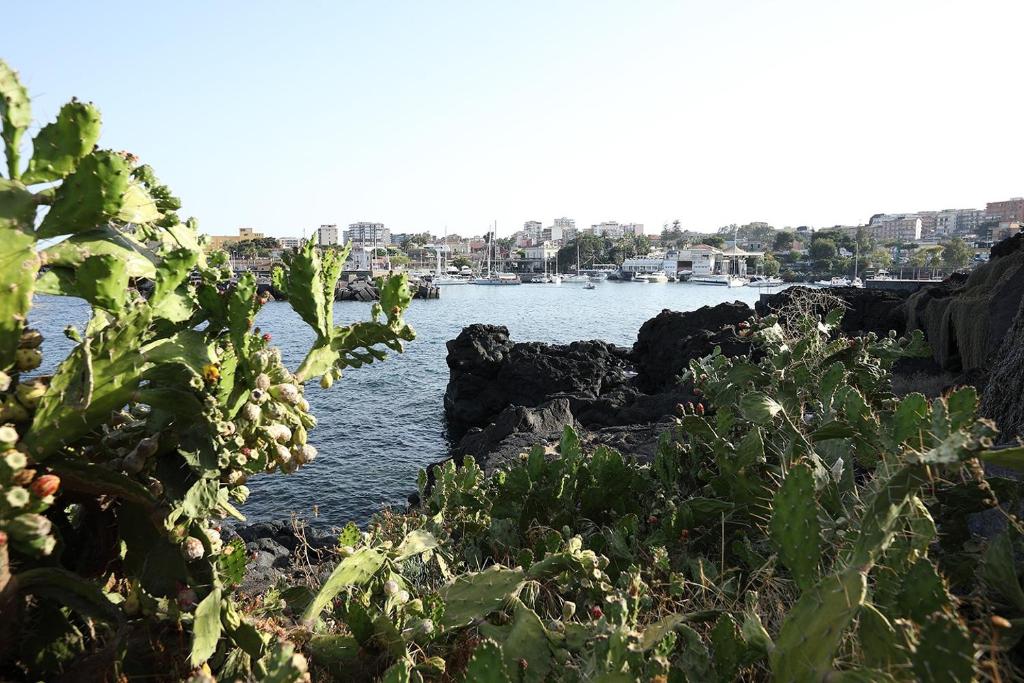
[473,223,521,285]
[563,244,589,283]
[433,229,468,286]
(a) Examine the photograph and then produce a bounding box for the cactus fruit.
[28,474,60,498]
[770,462,822,590]
[182,536,205,561]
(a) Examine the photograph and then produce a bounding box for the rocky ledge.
[440,233,1024,475]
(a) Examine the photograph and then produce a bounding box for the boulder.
[632,303,753,392]
[454,398,574,474]
[443,325,629,437]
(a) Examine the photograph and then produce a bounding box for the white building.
[622,223,645,236]
[277,237,302,249]
[590,221,624,238]
[344,222,389,245]
[317,224,339,246]
[523,242,559,261]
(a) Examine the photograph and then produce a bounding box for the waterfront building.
[277,237,302,249]
[317,224,339,246]
[344,222,389,245]
[206,227,265,251]
[986,198,1024,223]
[935,209,984,237]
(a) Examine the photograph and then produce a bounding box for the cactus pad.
[436,566,525,629]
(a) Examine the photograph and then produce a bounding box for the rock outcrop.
[755,286,908,337]
[980,294,1024,443]
[902,232,1024,373]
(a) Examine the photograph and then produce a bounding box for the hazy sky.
[6,1,1022,238]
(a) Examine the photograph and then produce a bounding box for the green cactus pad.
[22,100,102,184]
[895,558,953,621]
[770,462,822,590]
[302,548,386,623]
[857,603,909,670]
[911,613,975,683]
[461,639,511,683]
[479,600,552,683]
[435,566,525,629]
[771,569,867,683]
[0,60,31,178]
[36,150,132,238]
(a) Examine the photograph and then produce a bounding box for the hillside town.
[205,196,1022,287]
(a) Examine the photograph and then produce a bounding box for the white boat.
[851,277,864,288]
[433,275,470,286]
[588,274,605,282]
[816,276,851,287]
[563,246,590,283]
[646,271,669,283]
[746,275,784,288]
[583,281,596,290]
[633,273,652,283]
[691,274,748,287]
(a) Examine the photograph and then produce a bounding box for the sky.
[5,1,1023,238]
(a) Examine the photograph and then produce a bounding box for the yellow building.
[205,227,265,252]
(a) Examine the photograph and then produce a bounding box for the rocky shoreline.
[234,232,1024,587]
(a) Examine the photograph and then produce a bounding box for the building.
[390,233,411,245]
[553,217,575,231]
[317,224,339,246]
[523,242,559,262]
[277,237,302,249]
[590,221,624,238]
[622,223,645,236]
[344,222,389,245]
[866,214,922,242]
[915,211,938,237]
[935,209,984,236]
[992,221,1021,242]
[986,198,1024,223]
[206,227,266,251]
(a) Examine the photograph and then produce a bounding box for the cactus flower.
[182,536,205,561]
[5,487,30,509]
[202,364,221,383]
[29,474,60,498]
[0,426,21,449]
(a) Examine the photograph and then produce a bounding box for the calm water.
[30,282,778,527]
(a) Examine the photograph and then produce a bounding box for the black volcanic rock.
[755,286,908,337]
[443,324,629,437]
[631,303,753,392]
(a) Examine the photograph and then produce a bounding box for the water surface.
[30,282,780,526]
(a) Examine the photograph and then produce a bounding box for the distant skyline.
[5,1,1023,238]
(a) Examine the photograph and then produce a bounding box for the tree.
[870,247,892,270]
[809,238,837,261]
[909,249,929,278]
[942,238,973,270]
[451,255,471,270]
[773,231,795,252]
[700,235,725,248]
[763,253,781,276]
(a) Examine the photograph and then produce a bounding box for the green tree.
[763,253,781,276]
[870,247,893,270]
[942,238,973,270]
[700,235,725,248]
[809,238,837,261]
[773,231,795,252]
[451,255,471,270]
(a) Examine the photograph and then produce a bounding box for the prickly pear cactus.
[770,462,822,590]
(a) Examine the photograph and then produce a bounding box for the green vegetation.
[3,59,1022,682]
[0,60,413,680]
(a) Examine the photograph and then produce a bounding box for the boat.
[583,281,596,290]
[746,275,784,288]
[588,274,605,282]
[563,245,590,283]
[433,275,470,286]
[646,271,669,283]
[473,222,521,285]
[691,274,748,287]
[633,273,652,283]
[815,276,851,287]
